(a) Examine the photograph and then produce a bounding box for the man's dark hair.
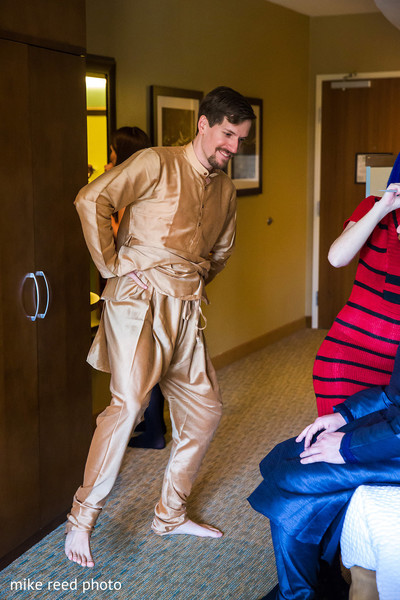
[198,86,256,127]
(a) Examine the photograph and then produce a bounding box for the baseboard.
[211,317,307,371]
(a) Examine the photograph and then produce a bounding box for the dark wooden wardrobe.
[0,1,93,564]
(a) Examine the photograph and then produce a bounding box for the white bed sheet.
[341,485,400,600]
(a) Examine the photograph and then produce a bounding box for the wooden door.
[0,39,92,558]
[0,0,85,53]
[319,78,400,328]
[29,45,92,525]
[0,39,41,557]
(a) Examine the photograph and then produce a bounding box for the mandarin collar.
[184,143,219,179]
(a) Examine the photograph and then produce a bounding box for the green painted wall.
[86,0,310,358]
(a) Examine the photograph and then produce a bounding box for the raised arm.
[328,185,400,268]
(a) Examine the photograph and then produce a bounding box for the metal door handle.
[22,271,50,321]
[22,272,40,321]
[35,270,49,319]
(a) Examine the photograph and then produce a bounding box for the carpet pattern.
[0,328,326,599]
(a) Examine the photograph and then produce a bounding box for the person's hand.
[375,184,400,238]
[126,270,148,289]
[379,183,400,214]
[383,184,400,237]
[104,162,113,172]
[296,413,346,449]
[299,431,345,464]
[328,182,400,268]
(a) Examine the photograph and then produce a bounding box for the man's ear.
[197,115,209,134]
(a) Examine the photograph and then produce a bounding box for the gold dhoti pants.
[67,278,222,534]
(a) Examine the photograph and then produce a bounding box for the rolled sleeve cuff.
[334,402,354,423]
[340,432,358,464]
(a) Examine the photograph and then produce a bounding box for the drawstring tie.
[182,300,207,341]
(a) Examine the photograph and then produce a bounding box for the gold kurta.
[69,143,236,533]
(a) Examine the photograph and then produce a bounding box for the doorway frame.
[86,53,116,149]
[311,70,400,328]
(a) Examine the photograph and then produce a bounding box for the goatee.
[207,148,232,170]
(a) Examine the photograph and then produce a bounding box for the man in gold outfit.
[65,87,256,567]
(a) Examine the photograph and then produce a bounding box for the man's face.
[197,116,252,171]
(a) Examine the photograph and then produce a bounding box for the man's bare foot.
[162,519,223,538]
[65,530,94,568]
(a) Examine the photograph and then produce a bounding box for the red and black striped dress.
[314,196,400,416]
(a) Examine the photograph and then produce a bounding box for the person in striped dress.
[314,184,400,415]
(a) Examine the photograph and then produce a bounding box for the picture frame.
[228,97,263,196]
[150,86,203,147]
[355,152,393,184]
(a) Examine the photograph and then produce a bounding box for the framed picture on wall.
[355,152,393,184]
[228,97,263,196]
[150,86,203,146]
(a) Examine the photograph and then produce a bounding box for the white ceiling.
[266,0,379,17]
[266,0,400,30]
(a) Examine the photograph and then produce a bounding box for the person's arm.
[339,409,400,464]
[74,149,160,279]
[328,186,400,268]
[296,409,400,466]
[334,386,392,422]
[205,188,237,285]
[296,384,395,464]
[297,392,400,465]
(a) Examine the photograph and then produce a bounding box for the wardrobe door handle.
[22,272,40,322]
[35,270,49,319]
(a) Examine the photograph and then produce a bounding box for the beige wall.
[86,0,310,359]
[310,12,400,76]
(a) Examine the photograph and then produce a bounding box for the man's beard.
[207,148,233,170]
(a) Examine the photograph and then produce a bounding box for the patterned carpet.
[0,328,326,600]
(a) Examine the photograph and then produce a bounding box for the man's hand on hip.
[127,270,148,289]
